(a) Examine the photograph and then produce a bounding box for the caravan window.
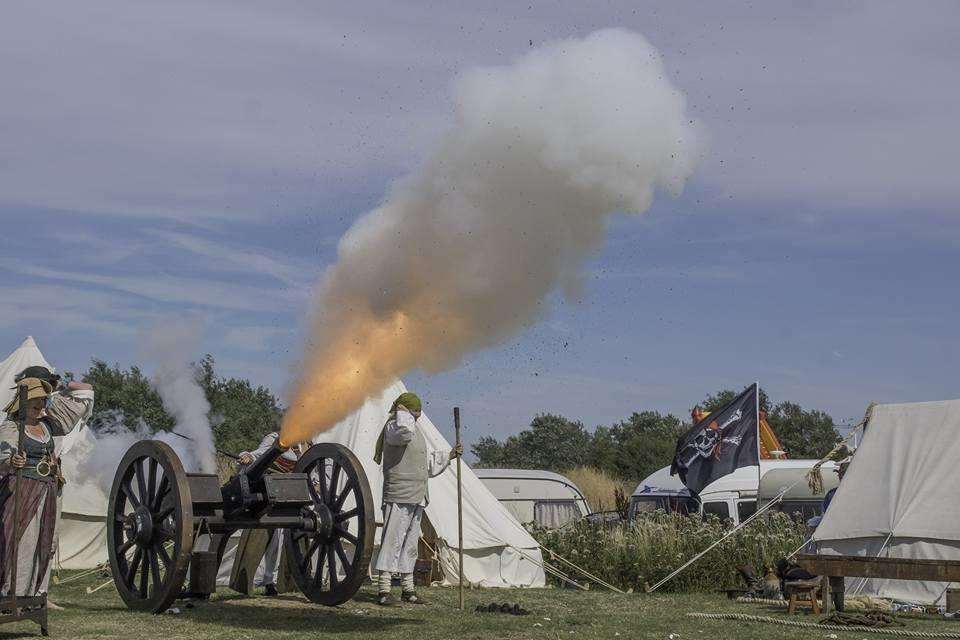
[533,500,582,529]
[702,501,730,521]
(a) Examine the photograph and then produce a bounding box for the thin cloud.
[4,262,304,312]
[146,229,314,286]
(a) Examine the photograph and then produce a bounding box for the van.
[628,460,839,526]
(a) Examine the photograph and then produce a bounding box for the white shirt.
[384,409,451,478]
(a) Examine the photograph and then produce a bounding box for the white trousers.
[256,530,282,586]
[375,502,422,574]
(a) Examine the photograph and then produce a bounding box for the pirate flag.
[670,383,759,496]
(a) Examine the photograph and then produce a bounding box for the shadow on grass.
[59,593,418,635]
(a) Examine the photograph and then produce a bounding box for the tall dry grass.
[564,466,632,513]
[533,511,807,592]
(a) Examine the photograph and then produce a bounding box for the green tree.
[607,411,684,481]
[471,414,591,470]
[700,386,770,414]
[83,360,174,432]
[586,425,618,472]
[767,401,838,458]
[470,436,508,468]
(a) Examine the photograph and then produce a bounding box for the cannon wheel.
[285,442,375,605]
[107,440,193,613]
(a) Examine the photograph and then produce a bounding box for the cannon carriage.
[106,438,375,613]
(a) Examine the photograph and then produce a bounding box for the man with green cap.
[373,391,461,606]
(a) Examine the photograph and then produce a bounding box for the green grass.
[3,571,960,639]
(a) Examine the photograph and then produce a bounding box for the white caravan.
[628,459,839,526]
[474,469,591,529]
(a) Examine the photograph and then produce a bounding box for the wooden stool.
[785,579,821,615]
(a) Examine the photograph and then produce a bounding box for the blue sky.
[2,1,958,446]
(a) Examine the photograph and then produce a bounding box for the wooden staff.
[9,384,28,612]
[454,407,464,611]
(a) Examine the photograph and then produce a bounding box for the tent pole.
[454,407,464,611]
[8,385,28,613]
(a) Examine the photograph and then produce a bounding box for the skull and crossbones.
[677,410,745,469]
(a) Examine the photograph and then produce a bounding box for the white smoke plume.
[281,29,706,444]
[68,319,217,496]
[142,318,217,473]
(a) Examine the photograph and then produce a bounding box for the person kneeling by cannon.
[237,433,305,596]
[373,392,461,606]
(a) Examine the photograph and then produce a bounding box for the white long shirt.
[240,432,299,464]
[384,409,452,479]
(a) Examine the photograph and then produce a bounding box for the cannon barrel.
[220,440,293,517]
[242,440,288,482]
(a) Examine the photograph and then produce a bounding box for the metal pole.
[454,407,464,611]
[755,382,761,504]
[9,385,28,612]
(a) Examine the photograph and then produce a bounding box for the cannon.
[106,439,375,613]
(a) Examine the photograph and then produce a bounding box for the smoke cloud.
[69,319,216,498]
[142,319,217,473]
[281,29,706,444]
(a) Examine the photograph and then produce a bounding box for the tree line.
[470,387,840,483]
[77,359,839,484]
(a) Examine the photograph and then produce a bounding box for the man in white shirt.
[372,392,461,606]
[238,432,301,596]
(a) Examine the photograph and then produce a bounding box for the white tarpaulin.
[812,399,960,604]
[312,380,546,588]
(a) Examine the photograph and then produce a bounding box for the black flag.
[670,383,759,496]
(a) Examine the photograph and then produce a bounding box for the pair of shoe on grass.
[378,591,427,606]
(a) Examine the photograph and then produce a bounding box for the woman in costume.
[1,374,94,598]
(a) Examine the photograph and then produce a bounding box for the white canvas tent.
[812,399,960,605]
[312,380,546,588]
[0,337,108,570]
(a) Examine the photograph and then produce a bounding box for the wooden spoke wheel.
[107,440,193,613]
[284,443,375,606]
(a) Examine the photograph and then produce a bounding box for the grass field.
[4,572,960,639]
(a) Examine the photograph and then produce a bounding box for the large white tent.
[812,399,960,604]
[2,338,545,587]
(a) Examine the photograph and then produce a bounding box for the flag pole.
[755,381,762,503]
[454,407,464,611]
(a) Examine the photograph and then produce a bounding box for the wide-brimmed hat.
[3,377,54,416]
[15,365,61,386]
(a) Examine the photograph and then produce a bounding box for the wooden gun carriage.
[106,439,375,613]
